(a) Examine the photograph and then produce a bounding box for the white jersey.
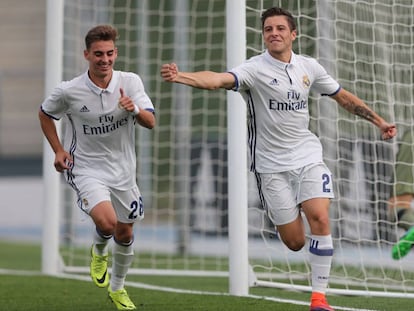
[41,70,155,190]
[229,50,340,173]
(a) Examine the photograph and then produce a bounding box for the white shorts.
[69,176,144,223]
[256,163,334,226]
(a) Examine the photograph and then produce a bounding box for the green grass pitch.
[0,240,412,311]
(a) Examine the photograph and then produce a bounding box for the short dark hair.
[85,25,118,50]
[261,7,296,32]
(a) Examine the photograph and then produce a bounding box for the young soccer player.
[160,7,396,311]
[39,25,155,310]
[388,129,414,260]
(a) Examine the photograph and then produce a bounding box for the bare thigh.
[301,197,331,235]
[90,200,117,235]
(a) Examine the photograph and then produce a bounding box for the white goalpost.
[41,0,64,276]
[42,0,414,299]
[226,0,249,297]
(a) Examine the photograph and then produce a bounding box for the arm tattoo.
[340,98,375,122]
[354,106,375,122]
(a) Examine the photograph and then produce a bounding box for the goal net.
[47,0,414,298]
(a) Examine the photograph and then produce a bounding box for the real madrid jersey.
[41,70,155,190]
[229,50,340,173]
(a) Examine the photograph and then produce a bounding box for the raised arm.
[331,88,397,140]
[160,63,236,90]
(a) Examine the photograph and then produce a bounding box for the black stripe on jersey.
[254,172,266,212]
[65,115,84,212]
[67,114,77,167]
[246,90,256,172]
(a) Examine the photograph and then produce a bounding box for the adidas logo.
[269,78,279,86]
[80,105,90,112]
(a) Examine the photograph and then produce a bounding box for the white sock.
[308,234,333,294]
[93,228,112,255]
[110,239,134,291]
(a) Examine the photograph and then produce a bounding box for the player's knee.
[114,224,134,244]
[284,238,305,251]
[95,218,117,235]
[309,215,330,233]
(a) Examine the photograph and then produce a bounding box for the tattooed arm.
[331,88,397,140]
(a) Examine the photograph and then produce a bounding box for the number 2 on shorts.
[128,197,144,219]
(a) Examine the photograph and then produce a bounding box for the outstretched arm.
[160,63,236,90]
[332,88,397,140]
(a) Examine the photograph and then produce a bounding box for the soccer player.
[39,25,155,310]
[388,129,414,260]
[160,7,396,311]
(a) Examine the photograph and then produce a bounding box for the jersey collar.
[264,50,297,68]
[85,70,120,95]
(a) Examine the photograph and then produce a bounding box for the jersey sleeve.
[309,58,341,96]
[129,74,155,113]
[228,59,258,92]
[40,82,69,120]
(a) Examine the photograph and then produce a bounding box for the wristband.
[132,104,140,115]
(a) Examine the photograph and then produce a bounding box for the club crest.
[302,75,310,88]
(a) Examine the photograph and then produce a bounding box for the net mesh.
[58,0,414,296]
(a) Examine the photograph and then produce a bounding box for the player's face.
[262,15,296,62]
[84,40,118,80]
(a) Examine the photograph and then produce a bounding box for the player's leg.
[299,163,335,311]
[256,171,306,250]
[71,177,115,288]
[89,200,117,288]
[107,186,144,310]
[389,130,414,259]
[108,222,136,310]
[302,198,334,311]
[389,194,414,259]
[257,168,334,311]
[389,194,414,230]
